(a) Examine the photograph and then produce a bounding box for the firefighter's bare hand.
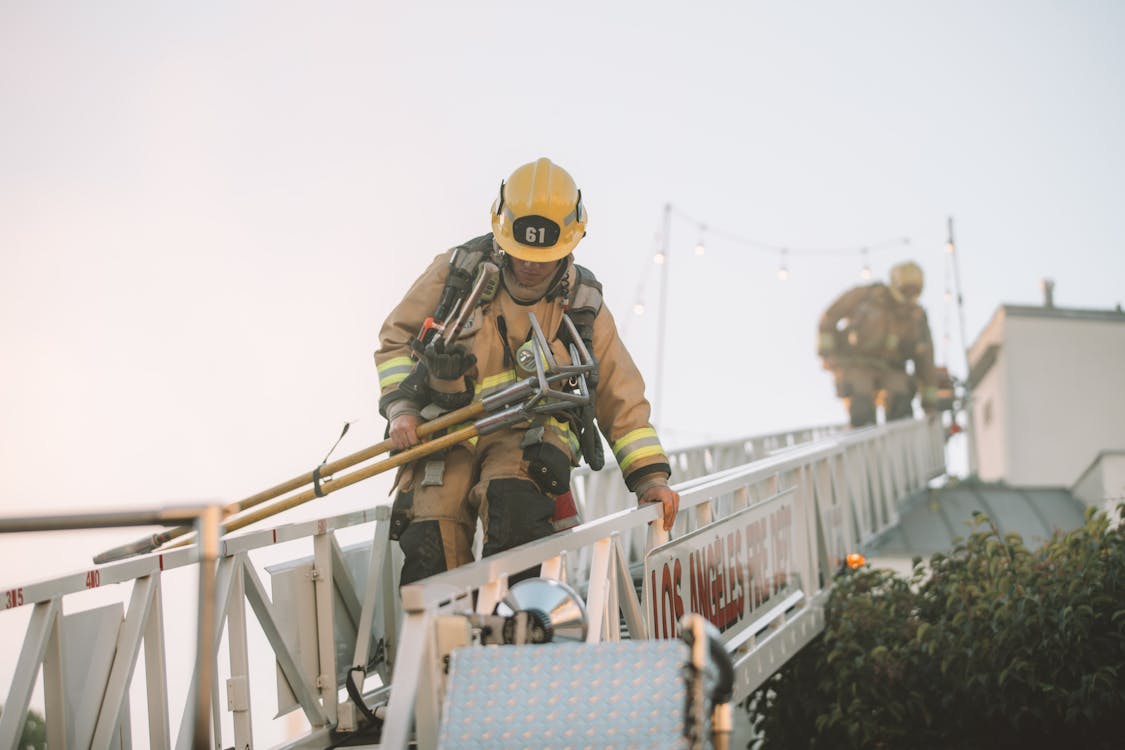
[389,414,421,452]
[640,485,680,531]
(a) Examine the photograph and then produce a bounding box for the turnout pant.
[389,426,576,586]
[833,364,916,427]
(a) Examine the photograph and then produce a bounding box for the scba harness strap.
[435,234,607,471]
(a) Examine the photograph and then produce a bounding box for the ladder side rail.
[0,507,385,615]
[0,419,940,750]
[287,419,941,747]
[383,437,864,749]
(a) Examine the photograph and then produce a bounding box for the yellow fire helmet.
[889,261,924,303]
[491,157,587,262]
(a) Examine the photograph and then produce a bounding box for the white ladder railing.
[0,418,943,749]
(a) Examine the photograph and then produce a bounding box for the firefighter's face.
[509,257,559,287]
[899,284,921,302]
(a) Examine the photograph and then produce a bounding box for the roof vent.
[1040,278,1055,308]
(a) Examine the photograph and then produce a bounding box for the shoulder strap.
[570,263,604,317]
[433,234,497,322]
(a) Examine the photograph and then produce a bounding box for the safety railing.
[375,416,944,750]
[0,418,942,749]
[0,504,224,750]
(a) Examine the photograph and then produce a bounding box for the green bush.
[0,705,46,750]
[748,506,1125,749]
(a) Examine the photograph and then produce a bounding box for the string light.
[628,202,920,331]
[669,205,910,259]
[945,241,955,254]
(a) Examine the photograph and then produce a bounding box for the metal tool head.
[519,312,595,416]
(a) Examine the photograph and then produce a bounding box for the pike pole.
[161,402,529,551]
[93,311,596,563]
[92,401,489,563]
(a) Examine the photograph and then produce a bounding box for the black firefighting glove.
[413,338,477,381]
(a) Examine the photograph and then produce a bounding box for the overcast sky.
[2,0,1123,741]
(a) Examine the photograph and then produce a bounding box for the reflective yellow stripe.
[545,417,580,455]
[477,369,519,396]
[377,356,415,389]
[619,445,666,474]
[613,427,664,473]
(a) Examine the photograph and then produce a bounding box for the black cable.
[320,670,384,750]
[345,667,382,725]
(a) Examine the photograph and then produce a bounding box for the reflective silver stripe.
[613,428,664,474]
[377,356,415,389]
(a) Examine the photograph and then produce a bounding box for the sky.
[1,0,1123,742]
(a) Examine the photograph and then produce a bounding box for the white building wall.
[977,312,1125,487]
[969,310,1009,482]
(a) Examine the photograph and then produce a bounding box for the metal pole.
[654,202,671,431]
[192,504,222,750]
[947,216,978,475]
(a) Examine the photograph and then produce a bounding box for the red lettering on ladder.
[85,570,101,589]
[689,550,711,622]
[652,561,685,639]
[4,588,24,608]
[672,559,684,635]
[660,563,675,638]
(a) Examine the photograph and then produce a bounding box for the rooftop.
[867,480,1087,559]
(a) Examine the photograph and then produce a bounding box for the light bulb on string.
[944,241,955,254]
[777,249,790,281]
[653,251,666,265]
[860,247,872,279]
[693,224,706,256]
[944,289,953,303]
[633,302,646,316]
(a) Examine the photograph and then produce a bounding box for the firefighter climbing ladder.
[0,417,944,749]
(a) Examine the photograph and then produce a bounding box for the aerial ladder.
[0,321,945,749]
